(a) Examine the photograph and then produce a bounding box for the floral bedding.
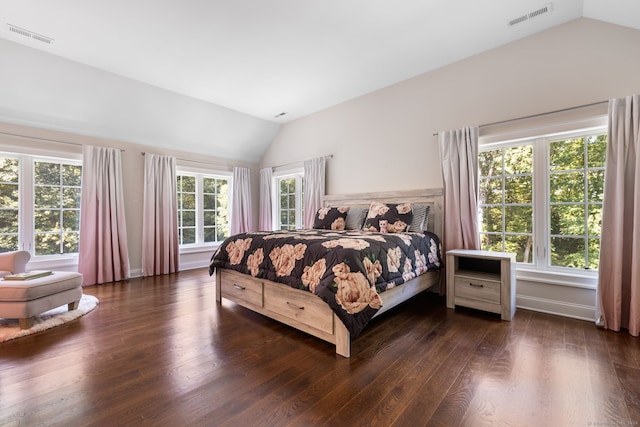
[209,229,443,337]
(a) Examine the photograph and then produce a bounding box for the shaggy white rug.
[0,294,99,343]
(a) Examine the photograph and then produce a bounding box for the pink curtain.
[303,157,326,229]
[597,94,640,336]
[230,167,252,234]
[78,145,130,286]
[142,154,179,276]
[259,167,273,231]
[439,126,481,293]
[439,126,481,253]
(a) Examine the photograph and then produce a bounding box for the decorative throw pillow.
[362,202,412,233]
[409,204,431,233]
[313,206,349,230]
[345,207,368,230]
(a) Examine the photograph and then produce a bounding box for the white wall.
[0,120,259,278]
[262,18,640,194]
[0,37,280,163]
[260,18,640,321]
[0,35,274,276]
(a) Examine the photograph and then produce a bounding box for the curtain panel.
[259,167,273,231]
[78,145,130,286]
[597,94,640,337]
[439,126,481,254]
[230,167,252,234]
[303,157,326,229]
[142,154,179,276]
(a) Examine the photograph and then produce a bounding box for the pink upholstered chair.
[0,250,30,278]
[0,250,84,329]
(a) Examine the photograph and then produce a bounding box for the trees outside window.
[275,174,303,230]
[0,157,19,252]
[0,154,82,255]
[479,130,606,273]
[33,161,82,255]
[177,172,229,246]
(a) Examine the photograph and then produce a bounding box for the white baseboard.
[516,294,595,322]
[178,260,210,271]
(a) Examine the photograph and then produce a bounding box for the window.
[177,172,230,246]
[275,173,303,230]
[0,154,82,256]
[479,128,606,275]
[0,157,19,251]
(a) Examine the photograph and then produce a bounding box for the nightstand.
[446,249,516,321]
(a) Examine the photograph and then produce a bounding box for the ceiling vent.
[508,3,553,26]
[7,23,54,44]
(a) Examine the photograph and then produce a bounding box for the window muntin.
[275,174,303,230]
[177,172,229,246]
[0,154,82,256]
[548,135,605,270]
[177,175,196,245]
[0,157,20,252]
[479,144,534,263]
[479,129,606,274]
[203,176,229,243]
[33,160,82,255]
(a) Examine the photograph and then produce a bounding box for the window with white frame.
[274,172,304,230]
[479,128,606,274]
[0,153,82,255]
[176,171,230,246]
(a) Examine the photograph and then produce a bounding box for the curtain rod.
[141,152,231,169]
[0,131,84,146]
[0,131,126,151]
[432,100,608,136]
[272,154,333,170]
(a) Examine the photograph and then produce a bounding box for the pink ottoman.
[0,271,83,329]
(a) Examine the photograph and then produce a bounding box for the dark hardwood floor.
[1,268,638,426]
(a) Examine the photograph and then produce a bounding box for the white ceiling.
[1,0,639,125]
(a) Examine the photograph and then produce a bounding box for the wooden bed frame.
[214,188,443,358]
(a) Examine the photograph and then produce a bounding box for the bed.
[209,188,443,357]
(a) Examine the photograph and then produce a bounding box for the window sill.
[179,243,220,255]
[516,266,597,290]
[28,254,79,270]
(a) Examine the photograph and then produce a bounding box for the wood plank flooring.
[1,268,638,426]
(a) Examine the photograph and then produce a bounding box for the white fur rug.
[0,294,99,343]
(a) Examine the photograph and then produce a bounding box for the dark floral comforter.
[209,229,442,337]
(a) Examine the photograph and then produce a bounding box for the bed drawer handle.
[469,283,484,288]
[233,284,246,290]
[286,301,304,310]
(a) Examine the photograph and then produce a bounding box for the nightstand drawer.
[454,276,501,304]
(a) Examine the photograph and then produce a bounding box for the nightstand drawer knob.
[469,283,484,288]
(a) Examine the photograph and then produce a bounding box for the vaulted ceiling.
[1,0,638,158]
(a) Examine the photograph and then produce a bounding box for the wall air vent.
[7,23,54,44]
[508,3,553,26]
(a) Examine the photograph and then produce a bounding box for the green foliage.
[278,177,298,229]
[177,175,229,244]
[0,157,20,252]
[479,145,533,263]
[0,158,19,182]
[479,134,606,270]
[1,157,81,255]
[32,161,82,255]
[0,183,19,208]
[0,234,18,252]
